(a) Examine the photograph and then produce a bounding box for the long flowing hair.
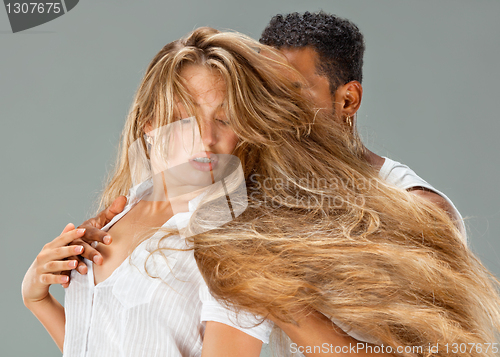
[99,27,500,356]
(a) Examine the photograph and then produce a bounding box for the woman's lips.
[188,152,218,172]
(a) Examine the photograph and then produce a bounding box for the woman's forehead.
[174,66,227,110]
[179,65,226,93]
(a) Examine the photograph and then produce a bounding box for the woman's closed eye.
[216,118,230,126]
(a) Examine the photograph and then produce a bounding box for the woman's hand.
[62,196,127,283]
[22,223,86,306]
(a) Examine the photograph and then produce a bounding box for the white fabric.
[63,181,272,357]
[379,157,467,244]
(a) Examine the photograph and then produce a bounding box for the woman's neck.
[144,171,207,216]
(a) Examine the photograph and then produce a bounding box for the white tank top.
[379,157,466,244]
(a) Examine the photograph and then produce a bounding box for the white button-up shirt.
[63,181,272,357]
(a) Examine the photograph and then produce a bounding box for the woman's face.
[149,64,239,187]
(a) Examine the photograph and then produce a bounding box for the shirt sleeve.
[199,285,273,343]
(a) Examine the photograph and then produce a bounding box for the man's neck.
[362,147,385,172]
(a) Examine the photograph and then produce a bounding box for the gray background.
[1,1,499,356]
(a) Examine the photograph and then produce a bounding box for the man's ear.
[334,81,363,120]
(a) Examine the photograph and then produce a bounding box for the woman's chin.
[171,173,216,189]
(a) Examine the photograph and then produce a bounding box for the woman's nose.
[199,119,218,148]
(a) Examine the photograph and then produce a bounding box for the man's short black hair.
[260,11,365,94]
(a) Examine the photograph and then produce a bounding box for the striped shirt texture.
[63,181,272,357]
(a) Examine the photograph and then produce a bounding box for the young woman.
[21,27,277,357]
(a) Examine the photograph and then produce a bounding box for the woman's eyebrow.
[175,97,225,109]
[191,102,225,108]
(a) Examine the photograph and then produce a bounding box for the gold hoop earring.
[346,115,353,127]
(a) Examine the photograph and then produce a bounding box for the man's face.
[280,47,334,113]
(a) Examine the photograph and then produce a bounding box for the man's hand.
[61,196,127,288]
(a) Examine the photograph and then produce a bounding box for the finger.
[75,240,103,265]
[89,198,125,230]
[60,256,85,288]
[77,257,88,274]
[54,228,87,247]
[78,217,100,230]
[77,228,112,246]
[61,223,75,235]
[43,224,77,250]
[40,245,84,262]
[43,260,78,274]
[40,273,70,285]
[60,270,71,288]
[102,196,127,226]
[66,254,88,274]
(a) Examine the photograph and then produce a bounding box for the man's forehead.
[280,47,320,72]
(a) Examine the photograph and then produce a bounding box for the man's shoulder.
[378,156,466,241]
[408,187,459,217]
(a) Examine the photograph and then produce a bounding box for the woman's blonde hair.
[100,27,500,356]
